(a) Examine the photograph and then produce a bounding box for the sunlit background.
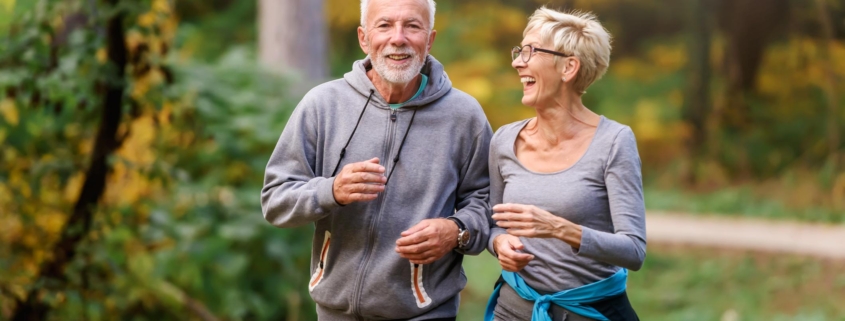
[1,0,844,320]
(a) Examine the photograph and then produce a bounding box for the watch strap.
[446,216,466,231]
[446,217,470,249]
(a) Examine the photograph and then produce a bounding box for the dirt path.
[646,211,845,259]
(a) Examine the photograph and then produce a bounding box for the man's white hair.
[525,7,612,94]
[360,0,436,30]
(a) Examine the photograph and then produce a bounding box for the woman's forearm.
[555,219,583,249]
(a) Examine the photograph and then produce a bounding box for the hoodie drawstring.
[331,89,374,176]
[386,109,416,185]
[330,89,417,186]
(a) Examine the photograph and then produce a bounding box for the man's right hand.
[332,157,387,205]
[493,234,534,272]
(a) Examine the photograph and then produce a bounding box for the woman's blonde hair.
[525,7,612,94]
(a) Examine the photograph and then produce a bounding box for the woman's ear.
[560,57,581,83]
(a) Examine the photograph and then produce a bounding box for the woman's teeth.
[521,76,536,84]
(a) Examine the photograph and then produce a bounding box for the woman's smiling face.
[512,29,565,108]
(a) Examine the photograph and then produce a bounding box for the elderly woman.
[484,7,645,321]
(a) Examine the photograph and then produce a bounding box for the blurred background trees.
[1,0,311,319]
[257,0,327,81]
[0,0,843,320]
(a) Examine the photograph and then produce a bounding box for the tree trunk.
[683,0,713,184]
[717,0,789,131]
[815,0,840,168]
[11,1,127,319]
[258,0,328,81]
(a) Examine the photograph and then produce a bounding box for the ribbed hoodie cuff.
[316,176,343,210]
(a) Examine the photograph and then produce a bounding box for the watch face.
[459,230,471,246]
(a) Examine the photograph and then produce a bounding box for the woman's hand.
[492,203,583,248]
[493,234,534,272]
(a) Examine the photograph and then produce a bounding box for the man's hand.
[332,157,386,205]
[395,219,459,264]
[492,234,534,272]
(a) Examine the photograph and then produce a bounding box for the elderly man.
[260,0,492,319]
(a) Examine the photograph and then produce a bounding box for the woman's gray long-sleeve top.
[487,116,647,293]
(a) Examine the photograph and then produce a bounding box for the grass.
[643,186,845,224]
[458,244,845,321]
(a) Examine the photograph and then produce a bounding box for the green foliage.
[145,47,314,320]
[0,5,106,307]
[0,0,313,319]
[174,0,257,63]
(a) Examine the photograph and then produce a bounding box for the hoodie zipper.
[351,108,399,317]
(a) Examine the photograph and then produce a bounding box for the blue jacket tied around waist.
[484,268,628,321]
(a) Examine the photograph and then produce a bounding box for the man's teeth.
[521,77,536,84]
[388,54,411,60]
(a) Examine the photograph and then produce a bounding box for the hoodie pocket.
[309,231,331,292]
[410,262,432,308]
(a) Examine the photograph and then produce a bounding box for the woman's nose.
[512,56,526,69]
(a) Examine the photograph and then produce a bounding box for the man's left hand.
[395,218,459,264]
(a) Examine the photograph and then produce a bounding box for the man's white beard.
[371,45,426,85]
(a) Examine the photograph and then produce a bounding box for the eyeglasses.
[511,45,571,63]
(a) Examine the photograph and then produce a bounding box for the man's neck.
[367,69,422,104]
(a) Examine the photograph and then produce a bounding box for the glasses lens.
[522,45,531,63]
[511,46,521,62]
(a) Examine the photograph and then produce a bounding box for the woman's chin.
[521,96,538,107]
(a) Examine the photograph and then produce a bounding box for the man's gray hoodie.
[261,56,492,320]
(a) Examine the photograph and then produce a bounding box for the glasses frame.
[511,44,571,63]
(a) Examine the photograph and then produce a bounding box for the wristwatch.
[446,217,470,250]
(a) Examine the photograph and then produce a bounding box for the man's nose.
[388,25,409,46]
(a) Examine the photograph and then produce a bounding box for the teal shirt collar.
[388,74,428,109]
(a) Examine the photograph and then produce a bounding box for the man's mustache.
[380,47,416,57]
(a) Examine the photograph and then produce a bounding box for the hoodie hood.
[343,55,453,109]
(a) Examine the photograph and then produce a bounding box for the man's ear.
[426,29,437,54]
[358,26,369,55]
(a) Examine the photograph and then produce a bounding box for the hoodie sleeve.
[261,98,341,228]
[451,122,494,256]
